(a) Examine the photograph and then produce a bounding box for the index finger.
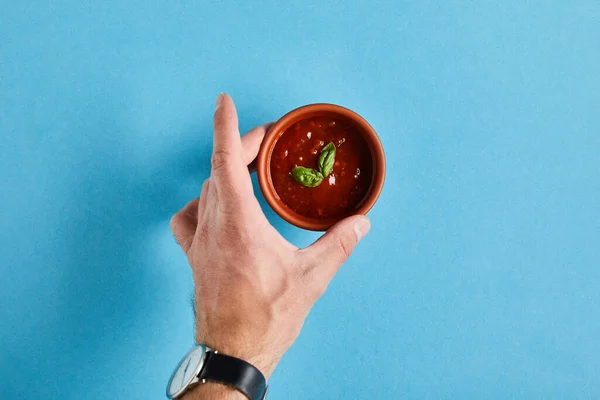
[211,93,244,175]
[210,93,254,204]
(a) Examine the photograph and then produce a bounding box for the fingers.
[241,123,273,166]
[212,93,243,175]
[299,215,371,291]
[211,93,255,207]
[170,198,200,253]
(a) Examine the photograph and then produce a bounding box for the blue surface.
[1,1,599,399]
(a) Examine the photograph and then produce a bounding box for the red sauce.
[270,116,373,220]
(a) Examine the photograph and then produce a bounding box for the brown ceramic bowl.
[257,103,385,231]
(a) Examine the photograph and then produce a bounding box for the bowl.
[257,103,385,231]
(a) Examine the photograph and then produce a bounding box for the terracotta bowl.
[257,103,385,231]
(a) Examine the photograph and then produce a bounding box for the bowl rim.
[257,103,386,231]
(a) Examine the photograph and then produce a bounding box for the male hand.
[170,94,370,395]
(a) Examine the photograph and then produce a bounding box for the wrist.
[182,381,246,400]
[197,337,280,379]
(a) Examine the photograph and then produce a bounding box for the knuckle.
[335,235,354,259]
[211,150,232,171]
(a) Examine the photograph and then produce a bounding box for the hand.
[170,94,371,381]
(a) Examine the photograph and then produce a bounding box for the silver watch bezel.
[166,344,211,399]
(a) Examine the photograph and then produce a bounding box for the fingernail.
[215,93,225,111]
[354,217,371,240]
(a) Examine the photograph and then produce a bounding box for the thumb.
[301,215,371,283]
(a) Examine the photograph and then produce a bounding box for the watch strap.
[198,351,268,400]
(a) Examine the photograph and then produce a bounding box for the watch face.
[166,345,207,398]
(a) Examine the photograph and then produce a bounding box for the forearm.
[182,382,246,400]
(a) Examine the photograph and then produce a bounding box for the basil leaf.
[318,142,336,177]
[291,166,324,187]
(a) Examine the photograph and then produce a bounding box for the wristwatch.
[166,344,268,400]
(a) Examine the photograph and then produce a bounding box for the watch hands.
[181,357,192,385]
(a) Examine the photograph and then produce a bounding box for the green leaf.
[291,166,324,187]
[318,142,336,177]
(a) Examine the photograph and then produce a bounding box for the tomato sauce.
[270,116,373,220]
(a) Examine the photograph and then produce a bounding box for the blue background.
[1,1,599,399]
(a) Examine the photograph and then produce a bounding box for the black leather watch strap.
[198,351,268,400]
